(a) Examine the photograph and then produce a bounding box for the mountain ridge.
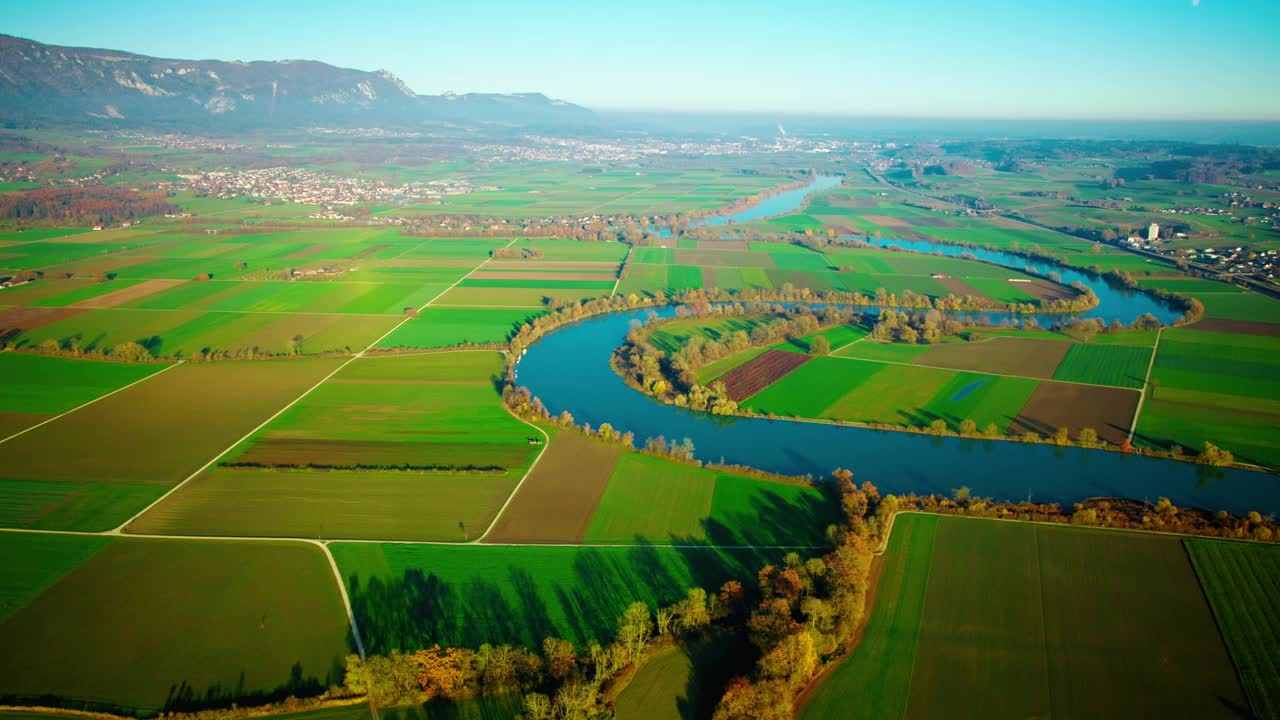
[0,34,593,129]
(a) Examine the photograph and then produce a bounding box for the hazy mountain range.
[0,34,594,130]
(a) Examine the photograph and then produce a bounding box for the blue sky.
[5,0,1278,118]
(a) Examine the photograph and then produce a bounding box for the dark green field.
[0,537,350,715]
[1185,539,1280,719]
[802,515,1247,720]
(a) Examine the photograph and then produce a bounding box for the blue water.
[511,176,1280,516]
[950,379,988,402]
[692,175,846,227]
[516,307,1278,516]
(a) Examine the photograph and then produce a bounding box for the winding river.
[516,176,1280,516]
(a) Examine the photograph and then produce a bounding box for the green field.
[376,307,545,349]
[1185,539,1280,719]
[130,352,539,539]
[802,515,1247,720]
[745,357,1037,431]
[0,538,350,715]
[799,513,937,720]
[332,543,788,652]
[1052,343,1152,388]
[613,633,755,720]
[0,358,345,530]
[1136,328,1280,466]
[583,454,836,545]
[0,353,162,436]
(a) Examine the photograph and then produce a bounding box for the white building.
[1147,223,1160,242]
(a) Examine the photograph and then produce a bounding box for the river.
[514,175,1280,515]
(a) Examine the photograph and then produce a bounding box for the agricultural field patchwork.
[129,352,540,540]
[1136,327,1280,465]
[0,358,345,530]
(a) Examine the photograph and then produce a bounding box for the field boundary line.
[473,405,552,544]
[830,333,868,354]
[110,358,363,533]
[610,245,632,298]
[0,360,183,447]
[318,541,367,660]
[0,525,822,550]
[1128,326,1163,443]
[896,516,939,720]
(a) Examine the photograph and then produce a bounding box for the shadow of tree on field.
[345,537,790,656]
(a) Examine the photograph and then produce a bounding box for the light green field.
[583,454,835,545]
[1052,343,1152,389]
[224,352,539,473]
[803,515,1247,720]
[0,353,161,416]
[376,307,545,348]
[0,538,351,715]
[746,357,1036,431]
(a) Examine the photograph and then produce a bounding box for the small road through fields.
[1127,326,1163,443]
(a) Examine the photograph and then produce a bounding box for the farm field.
[127,352,540,540]
[0,229,590,358]
[0,353,163,438]
[375,167,785,218]
[1136,327,1280,466]
[582,453,837,546]
[1185,539,1280,718]
[0,358,345,531]
[803,515,1247,720]
[331,542,788,652]
[745,356,1042,434]
[0,537,350,716]
[482,431,620,544]
[375,306,545,348]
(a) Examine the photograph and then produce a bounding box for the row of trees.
[713,473,884,719]
[902,487,1277,543]
[0,186,177,225]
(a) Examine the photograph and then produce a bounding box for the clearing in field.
[1184,539,1280,719]
[0,538,350,715]
[1010,380,1138,445]
[803,515,1247,720]
[333,541,787,652]
[0,358,345,531]
[483,431,620,543]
